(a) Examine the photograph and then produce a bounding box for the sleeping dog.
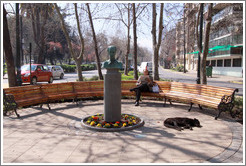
[164,117,202,131]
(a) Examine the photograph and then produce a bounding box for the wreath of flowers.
[84,113,140,128]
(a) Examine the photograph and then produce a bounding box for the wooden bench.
[162,82,238,119]
[3,81,238,120]
[3,85,49,117]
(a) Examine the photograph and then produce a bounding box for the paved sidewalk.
[163,68,243,83]
[2,99,243,164]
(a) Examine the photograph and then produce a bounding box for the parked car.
[138,62,153,74]
[48,65,65,79]
[21,64,53,84]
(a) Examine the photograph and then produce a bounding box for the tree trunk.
[3,5,17,87]
[75,62,83,81]
[201,3,213,84]
[54,3,84,81]
[132,3,138,80]
[124,3,131,76]
[152,3,164,81]
[86,3,103,80]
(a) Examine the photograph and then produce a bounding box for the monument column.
[103,46,123,122]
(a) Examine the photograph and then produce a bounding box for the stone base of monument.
[81,113,144,132]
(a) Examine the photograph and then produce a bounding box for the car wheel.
[60,73,64,79]
[31,77,37,85]
[48,76,53,83]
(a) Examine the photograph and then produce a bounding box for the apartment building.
[176,3,243,77]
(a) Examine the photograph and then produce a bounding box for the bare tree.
[152,3,164,80]
[3,4,17,87]
[132,3,138,80]
[196,3,213,84]
[54,3,84,81]
[201,3,213,84]
[21,3,53,64]
[115,3,132,75]
[86,3,103,80]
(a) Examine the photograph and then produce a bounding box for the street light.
[183,5,186,73]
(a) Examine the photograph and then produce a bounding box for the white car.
[48,65,65,79]
[138,62,153,74]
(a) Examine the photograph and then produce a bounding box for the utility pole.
[183,5,186,73]
[20,15,24,65]
[16,3,22,86]
[197,3,204,84]
[29,43,32,85]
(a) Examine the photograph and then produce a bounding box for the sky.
[3,2,184,51]
[58,3,184,51]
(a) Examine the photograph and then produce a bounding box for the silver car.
[48,65,65,79]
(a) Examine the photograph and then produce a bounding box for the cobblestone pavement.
[2,99,244,164]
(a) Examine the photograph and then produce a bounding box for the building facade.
[176,3,243,77]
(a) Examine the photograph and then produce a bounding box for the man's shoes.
[135,101,139,106]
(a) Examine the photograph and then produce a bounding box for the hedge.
[61,64,97,73]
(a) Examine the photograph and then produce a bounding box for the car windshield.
[21,65,37,72]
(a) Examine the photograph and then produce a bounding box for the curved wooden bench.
[3,80,238,120]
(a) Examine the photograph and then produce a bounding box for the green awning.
[209,45,242,52]
[187,45,243,54]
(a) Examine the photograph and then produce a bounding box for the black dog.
[164,117,202,131]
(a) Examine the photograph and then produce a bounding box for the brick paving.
[2,99,243,164]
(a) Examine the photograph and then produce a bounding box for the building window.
[206,61,210,66]
[224,59,231,67]
[211,60,216,67]
[217,60,223,67]
[231,47,243,54]
[233,58,242,67]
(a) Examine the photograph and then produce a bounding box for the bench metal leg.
[40,104,43,108]
[14,109,20,118]
[163,98,167,107]
[215,109,223,120]
[76,99,79,106]
[198,104,203,110]
[169,100,173,105]
[188,103,193,112]
[47,104,51,110]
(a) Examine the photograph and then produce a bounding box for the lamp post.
[53,46,56,64]
[16,3,22,86]
[183,5,186,73]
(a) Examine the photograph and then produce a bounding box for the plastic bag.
[152,84,160,93]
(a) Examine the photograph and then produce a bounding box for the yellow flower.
[97,124,102,127]
[91,116,95,118]
[128,121,133,125]
[86,120,91,124]
[132,120,136,124]
[123,123,127,127]
[114,123,119,127]
[90,121,95,126]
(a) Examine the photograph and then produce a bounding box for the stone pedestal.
[104,68,121,122]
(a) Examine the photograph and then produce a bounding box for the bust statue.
[103,45,122,69]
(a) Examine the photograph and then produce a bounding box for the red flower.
[116,121,120,124]
[93,117,99,121]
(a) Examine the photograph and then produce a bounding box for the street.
[3,68,243,96]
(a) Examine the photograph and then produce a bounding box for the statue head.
[107,45,116,62]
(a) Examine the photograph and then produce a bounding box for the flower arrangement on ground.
[84,113,140,128]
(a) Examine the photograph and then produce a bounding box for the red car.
[21,64,53,84]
